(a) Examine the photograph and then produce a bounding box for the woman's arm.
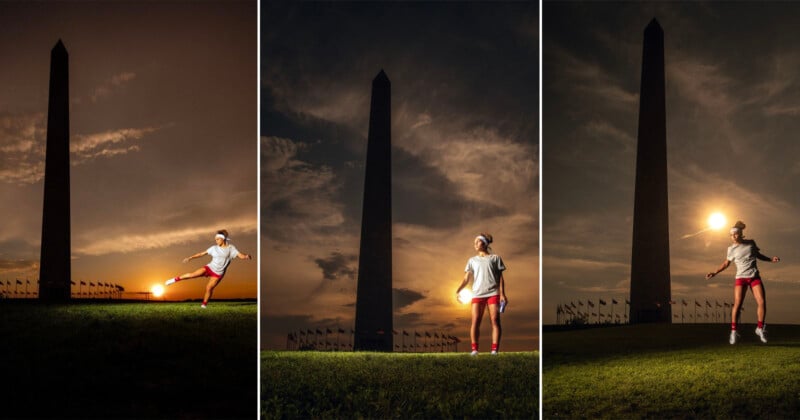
[455,272,470,297]
[237,252,253,260]
[499,274,507,303]
[706,260,731,279]
[183,251,208,263]
[756,252,779,263]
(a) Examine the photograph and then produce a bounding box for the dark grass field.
[261,351,538,419]
[0,300,256,419]
[544,323,800,419]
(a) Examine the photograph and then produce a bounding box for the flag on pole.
[599,299,607,306]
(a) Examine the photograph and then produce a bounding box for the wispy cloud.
[547,43,639,107]
[71,126,164,164]
[75,217,256,257]
[261,136,348,244]
[90,72,137,103]
[0,119,167,184]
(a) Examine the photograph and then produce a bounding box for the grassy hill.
[261,351,539,419]
[0,300,256,418]
[544,323,800,418]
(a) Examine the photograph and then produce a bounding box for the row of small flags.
[286,329,462,352]
[0,278,125,298]
[558,299,738,324]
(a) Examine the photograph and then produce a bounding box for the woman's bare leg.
[178,267,208,280]
[202,276,222,306]
[471,302,485,351]
[731,285,746,328]
[488,303,502,352]
[752,283,767,325]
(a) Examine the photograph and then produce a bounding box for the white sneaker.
[200,303,207,309]
[490,350,498,355]
[755,327,768,343]
[470,350,478,356]
[165,278,176,286]
[729,330,740,345]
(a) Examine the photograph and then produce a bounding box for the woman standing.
[456,233,508,355]
[165,229,252,308]
[706,221,779,344]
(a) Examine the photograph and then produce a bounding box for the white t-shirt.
[465,254,506,298]
[206,244,239,276]
[727,240,760,279]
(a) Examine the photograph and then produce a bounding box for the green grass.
[261,351,538,419]
[0,300,256,419]
[544,324,800,419]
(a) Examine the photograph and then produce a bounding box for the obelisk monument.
[354,70,393,351]
[39,40,72,302]
[629,20,671,323]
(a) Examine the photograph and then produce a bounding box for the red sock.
[471,343,478,351]
[491,343,499,352]
[202,300,208,306]
[758,321,764,329]
[731,323,737,331]
[174,276,181,282]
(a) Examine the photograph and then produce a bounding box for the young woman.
[165,229,252,308]
[706,221,779,344]
[455,233,508,355]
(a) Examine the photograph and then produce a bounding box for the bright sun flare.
[457,289,473,304]
[708,212,727,230]
[151,284,165,298]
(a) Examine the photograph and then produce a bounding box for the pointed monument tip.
[646,18,662,30]
[52,39,67,53]
[374,69,389,82]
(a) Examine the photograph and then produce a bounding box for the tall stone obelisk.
[39,40,72,302]
[629,19,671,323]
[354,70,393,351]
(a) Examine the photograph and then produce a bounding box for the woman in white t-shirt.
[455,233,508,355]
[164,229,252,308]
[706,221,779,344]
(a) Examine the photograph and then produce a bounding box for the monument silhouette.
[39,40,72,302]
[629,20,671,323]
[354,70,393,351]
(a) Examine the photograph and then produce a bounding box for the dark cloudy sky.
[261,2,539,351]
[544,2,800,325]
[0,1,257,300]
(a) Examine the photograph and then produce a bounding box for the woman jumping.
[706,221,779,344]
[455,233,508,355]
[165,229,252,308]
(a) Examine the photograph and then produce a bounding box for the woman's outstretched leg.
[165,267,207,285]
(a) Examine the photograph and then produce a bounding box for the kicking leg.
[166,267,207,285]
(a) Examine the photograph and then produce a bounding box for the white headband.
[476,235,489,246]
[730,227,741,234]
[215,233,228,241]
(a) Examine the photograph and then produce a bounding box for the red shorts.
[472,295,500,305]
[735,277,762,288]
[203,265,223,279]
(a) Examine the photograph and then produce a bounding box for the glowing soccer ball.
[457,289,473,304]
[151,284,165,298]
[708,212,727,230]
